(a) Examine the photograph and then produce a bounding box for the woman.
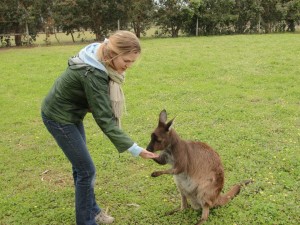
[41,30,158,225]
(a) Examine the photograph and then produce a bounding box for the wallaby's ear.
[159,109,167,126]
[166,117,175,131]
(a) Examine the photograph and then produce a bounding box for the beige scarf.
[105,66,126,128]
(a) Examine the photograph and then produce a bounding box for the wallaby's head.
[146,109,175,152]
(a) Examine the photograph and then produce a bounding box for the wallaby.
[147,110,251,225]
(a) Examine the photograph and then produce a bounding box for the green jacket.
[41,65,134,153]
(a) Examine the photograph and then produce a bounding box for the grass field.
[0,33,299,225]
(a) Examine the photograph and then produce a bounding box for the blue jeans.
[42,112,101,225]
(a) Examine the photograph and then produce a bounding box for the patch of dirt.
[40,169,73,188]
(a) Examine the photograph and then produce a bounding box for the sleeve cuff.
[128,143,143,157]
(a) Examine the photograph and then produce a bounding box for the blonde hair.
[98,30,141,64]
[109,30,141,55]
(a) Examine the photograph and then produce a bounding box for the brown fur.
[147,110,251,225]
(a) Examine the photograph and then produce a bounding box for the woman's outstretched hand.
[139,149,159,159]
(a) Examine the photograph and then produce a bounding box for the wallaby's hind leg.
[195,204,210,225]
[165,191,188,215]
[180,190,188,210]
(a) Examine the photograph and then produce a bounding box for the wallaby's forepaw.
[151,171,161,177]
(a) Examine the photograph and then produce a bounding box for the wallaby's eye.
[156,136,163,143]
[152,133,162,143]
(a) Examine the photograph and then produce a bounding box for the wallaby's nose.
[146,143,154,152]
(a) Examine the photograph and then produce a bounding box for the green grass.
[0,33,299,225]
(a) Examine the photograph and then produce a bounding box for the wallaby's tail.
[214,180,253,207]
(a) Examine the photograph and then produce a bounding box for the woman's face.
[111,52,140,74]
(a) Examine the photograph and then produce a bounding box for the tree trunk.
[54,32,60,44]
[287,20,295,32]
[15,35,22,46]
[15,24,22,46]
[264,22,271,33]
[136,21,141,38]
[71,31,75,42]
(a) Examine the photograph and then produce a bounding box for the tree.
[52,0,82,42]
[183,0,202,36]
[260,0,282,33]
[284,0,300,31]
[0,0,54,46]
[234,0,261,33]
[126,0,154,38]
[75,0,130,40]
[154,0,193,37]
[26,0,49,42]
[0,0,30,46]
[188,0,237,35]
